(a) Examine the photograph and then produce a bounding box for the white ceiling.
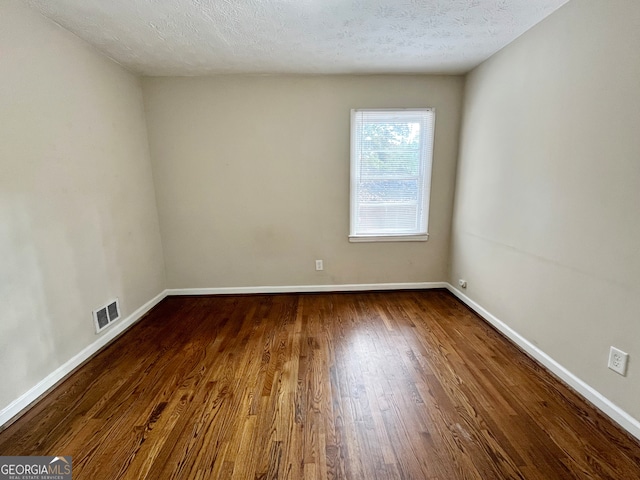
[26,0,570,76]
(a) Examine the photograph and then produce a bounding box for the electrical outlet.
[458,279,467,289]
[608,346,629,376]
[315,259,323,271]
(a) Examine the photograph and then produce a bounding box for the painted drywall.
[0,1,165,412]
[143,75,464,288]
[451,0,640,420]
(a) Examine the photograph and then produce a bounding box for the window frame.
[349,107,435,243]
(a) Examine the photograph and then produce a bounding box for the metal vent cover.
[93,298,121,333]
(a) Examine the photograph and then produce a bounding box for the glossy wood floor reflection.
[1,291,640,479]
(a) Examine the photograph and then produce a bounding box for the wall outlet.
[608,346,629,376]
[315,259,323,271]
[458,279,467,289]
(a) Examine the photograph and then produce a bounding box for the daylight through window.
[350,108,435,242]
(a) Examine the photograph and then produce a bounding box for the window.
[350,108,435,242]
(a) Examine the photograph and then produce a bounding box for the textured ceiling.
[26,0,570,76]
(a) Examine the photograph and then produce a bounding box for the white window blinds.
[350,108,435,241]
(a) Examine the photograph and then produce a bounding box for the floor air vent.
[93,298,121,333]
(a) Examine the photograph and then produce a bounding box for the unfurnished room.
[1,0,639,478]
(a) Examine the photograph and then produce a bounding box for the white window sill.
[349,234,429,243]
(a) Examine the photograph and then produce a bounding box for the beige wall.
[0,1,165,411]
[451,0,640,420]
[143,75,464,288]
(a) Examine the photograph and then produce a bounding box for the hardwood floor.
[1,290,639,479]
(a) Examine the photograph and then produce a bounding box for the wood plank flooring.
[1,290,639,479]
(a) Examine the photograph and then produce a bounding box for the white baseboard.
[0,290,167,429]
[9,282,636,444]
[446,283,640,442]
[166,282,448,296]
